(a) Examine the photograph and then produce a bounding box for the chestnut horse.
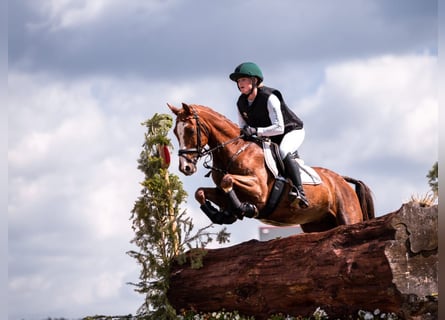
[168,103,374,232]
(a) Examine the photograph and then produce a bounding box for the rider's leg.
[280,129,309,208]
[283,153,309,208]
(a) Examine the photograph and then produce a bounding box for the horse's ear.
[181,102,192,115]
[167,103,180,115]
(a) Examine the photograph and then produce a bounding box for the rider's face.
[237,77,254,95]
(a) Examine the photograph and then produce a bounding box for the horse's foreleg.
[194,171,266,224]
[194,187,237,225]
[224,174,267,203]
[220,175,259,219]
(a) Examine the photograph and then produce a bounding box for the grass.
[175,307,399,320]
[408,191,438,207]
[85,308,400,320]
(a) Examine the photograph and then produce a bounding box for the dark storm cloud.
[9,0,437,80]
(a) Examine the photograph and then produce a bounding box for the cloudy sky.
[8,1,438,319]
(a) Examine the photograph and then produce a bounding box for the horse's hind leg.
[300,213,337,232]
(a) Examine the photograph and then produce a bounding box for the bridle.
[177,107,247,173]
[177,108,211,163]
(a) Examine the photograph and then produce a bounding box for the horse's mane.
[191,104,235,123]
[191,104,239,131]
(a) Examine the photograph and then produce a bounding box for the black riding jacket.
[237,86,303,144]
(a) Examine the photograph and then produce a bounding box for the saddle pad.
[263,142,322,185]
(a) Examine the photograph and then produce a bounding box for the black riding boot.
[283,153,309,208]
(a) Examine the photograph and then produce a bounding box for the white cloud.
[78,158,141,239]
[29,0,178,30]
[8,74,150,319]
[7,70,247,319]
[292,54,437,215]
[44,0,107,28]
[8,248,140,319]
[297,54,437,164]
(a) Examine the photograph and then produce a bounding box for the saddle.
[262,140,322,185]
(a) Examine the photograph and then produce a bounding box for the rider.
[229,62,309,208]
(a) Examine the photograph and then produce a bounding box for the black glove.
[241,126,257,138]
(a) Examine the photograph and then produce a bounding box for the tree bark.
[168,203,438,320]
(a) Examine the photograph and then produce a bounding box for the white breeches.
[279,128,305,158]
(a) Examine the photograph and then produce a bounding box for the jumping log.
[168,203,438,319]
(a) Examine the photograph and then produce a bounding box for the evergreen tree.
[427,161,438,197]
[128,113,229,319]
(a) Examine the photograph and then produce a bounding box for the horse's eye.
[185,126,195,135]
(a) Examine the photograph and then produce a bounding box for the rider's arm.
[256,94,285,137]
[238,111,247,128]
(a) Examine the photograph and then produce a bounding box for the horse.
[168,102,374,233]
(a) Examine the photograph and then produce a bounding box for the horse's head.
[168,102,210,176]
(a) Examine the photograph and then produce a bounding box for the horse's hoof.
[220,176,234,193]
[195,189,206,205]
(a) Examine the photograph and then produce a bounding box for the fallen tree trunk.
[168,203,438,319]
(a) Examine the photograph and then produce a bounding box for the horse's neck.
[199,108,259,173]
[202,111,239,147]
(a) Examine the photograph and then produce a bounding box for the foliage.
[82,307,400,320]
[127,113,230,320]
[426,161,438,196]
[409,161,439,207]
[409,192,437,207]
[174,308,399,320]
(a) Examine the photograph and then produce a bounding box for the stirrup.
[289,188,309,208]
[297,194,309,208]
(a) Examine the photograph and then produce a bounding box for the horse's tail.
[343,176,375,220]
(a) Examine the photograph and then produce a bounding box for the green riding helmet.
[229,62,264,83]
